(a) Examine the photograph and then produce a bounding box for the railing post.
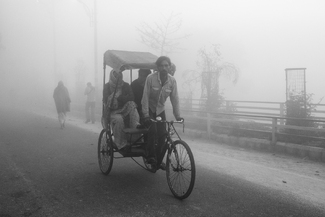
[280,103,284,125]
[226,100,230,112]
[271,117,277,146]
[207,112,212,139]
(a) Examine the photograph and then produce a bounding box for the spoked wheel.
[166,140,196,200]
[142,157,157,173]
[98,129,114,175]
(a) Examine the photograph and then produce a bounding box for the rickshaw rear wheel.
[166,140,196,200]
[98,129,114,175]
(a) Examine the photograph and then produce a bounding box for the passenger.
[131,68,151,121]
[169,63,176,76]
[103,68,140,150]
[141,56,183,168]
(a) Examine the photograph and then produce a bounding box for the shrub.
[284,91,317,136]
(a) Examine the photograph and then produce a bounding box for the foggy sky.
[1,0,325,105]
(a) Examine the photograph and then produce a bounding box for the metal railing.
[180,110,325,145]
[67,99,325,147]
[180,99,325,120]
[164,99,325,147]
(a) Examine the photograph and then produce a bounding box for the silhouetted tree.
[137,12,190,55]
[183,44,239,112]
[198,44,238,106]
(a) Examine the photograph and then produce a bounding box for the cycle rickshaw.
[98,50,196,199]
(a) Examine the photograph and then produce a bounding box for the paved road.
[1,106,325,217]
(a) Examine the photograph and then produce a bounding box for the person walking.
[84,82,96,124]
[53,81,71,129]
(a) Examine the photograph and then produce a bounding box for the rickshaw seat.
[123,128,148,135]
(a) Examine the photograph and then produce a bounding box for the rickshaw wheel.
[142,157,157,173]
[166,140,196,200]
[98,129,114,175]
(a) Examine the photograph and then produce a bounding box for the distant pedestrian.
[84,82,96,124]
[53,81,71,129]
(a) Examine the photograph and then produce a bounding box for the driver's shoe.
[159,162,166,171]
[146,157,156,165]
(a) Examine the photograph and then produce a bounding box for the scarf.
[108,69,124,93]
[107,70,124,110]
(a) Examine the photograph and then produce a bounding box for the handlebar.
[150,117,184,124]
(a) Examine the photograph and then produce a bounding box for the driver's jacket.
[141,72,180,119]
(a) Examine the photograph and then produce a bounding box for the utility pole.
[93,0,98,91]
[78,0,98,91]
[52,0,57,78]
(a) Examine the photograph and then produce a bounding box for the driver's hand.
[176,117,184,122]
[144,117,152,128]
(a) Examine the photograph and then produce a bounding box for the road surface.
[1,106,325,217]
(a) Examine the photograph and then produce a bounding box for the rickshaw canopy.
[103,50,158,71]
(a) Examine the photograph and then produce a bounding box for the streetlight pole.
[37,0,58,79]
[93,0,98,91]
[78,0,98,91]
[52,0,57,78]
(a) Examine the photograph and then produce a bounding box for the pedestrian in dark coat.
[53,81,71,129]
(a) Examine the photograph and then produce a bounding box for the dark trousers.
[147,110,167,164]
[85,101,96,123]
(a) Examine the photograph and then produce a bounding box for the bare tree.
[183,44,239,111]
[199,44,238,111]
[137,12,189,55]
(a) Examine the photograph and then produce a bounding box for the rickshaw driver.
[141,56,183,168]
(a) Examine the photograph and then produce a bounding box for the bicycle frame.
[151,119,185,166]
[106,126,149,158]
[105,119,184,160]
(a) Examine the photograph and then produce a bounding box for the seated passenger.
[169,63,176,76]
[131,68,151,121]
[103,68,140,150]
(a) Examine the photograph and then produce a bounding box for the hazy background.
[1,0,325,107]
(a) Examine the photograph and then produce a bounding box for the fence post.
[271,117,277,146]
[280,103,284,125]
[226,101,230,112]
[207,112,212,139]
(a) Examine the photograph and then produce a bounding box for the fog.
[1,0,325,107]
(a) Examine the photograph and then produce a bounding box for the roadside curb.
[67,109,325,163]
[177,127,325,163]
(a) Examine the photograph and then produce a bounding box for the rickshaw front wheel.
[166,140,196,200]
